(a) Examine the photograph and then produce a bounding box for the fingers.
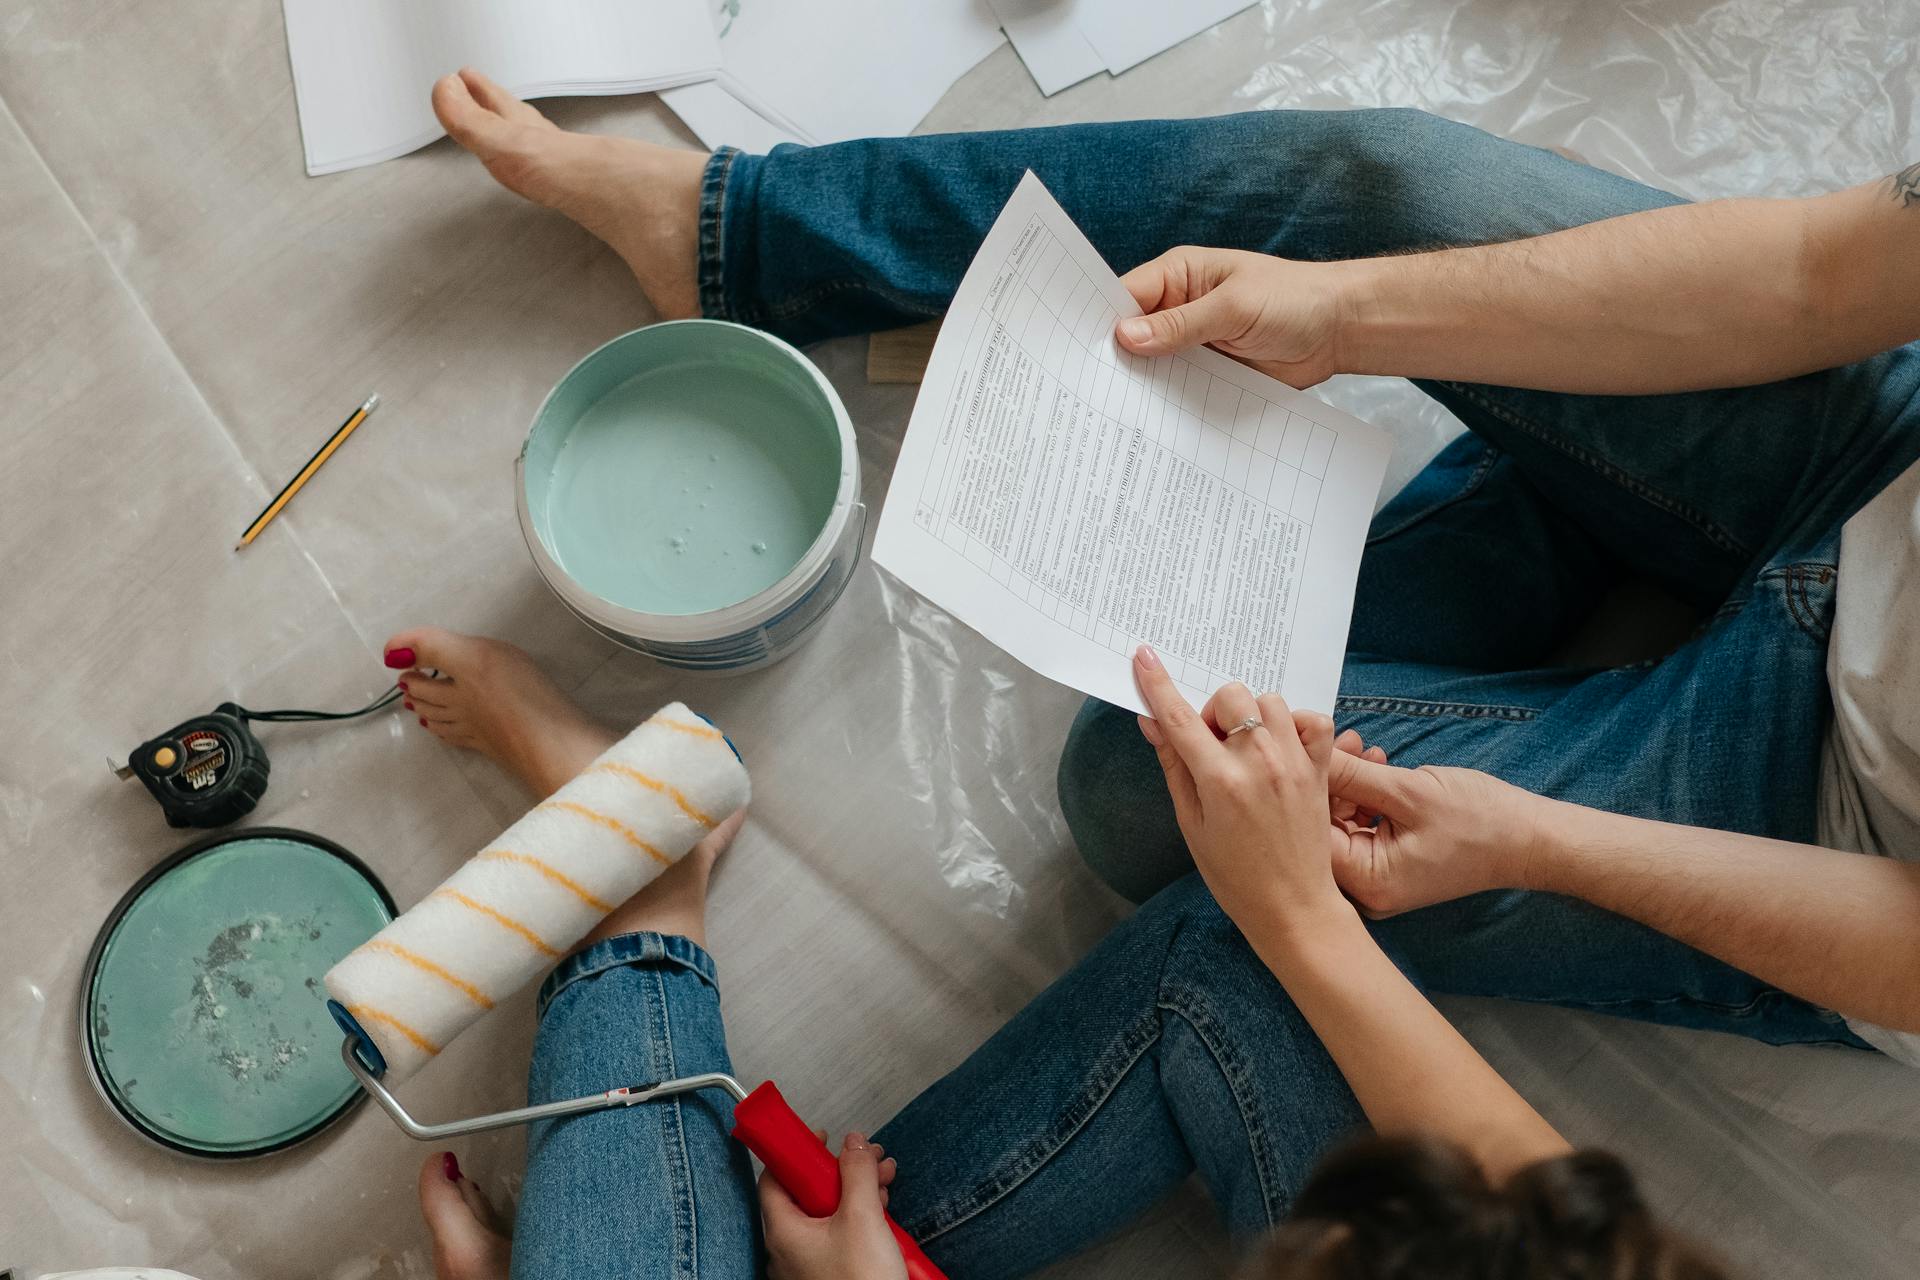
[1116,291,1237,356]
[1251,693,1310,767]
[1202,681,1263,739]
[1326,748,1411,816]
[836,1133,888,1229]
[757,1162,803,1224]
[1132,646,1216,762]
[1328,732,1388,821]
[1291,708,1335,768]
[1117,246,1193,315]
[1114,246,1257,355]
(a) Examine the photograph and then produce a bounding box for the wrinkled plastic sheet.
[1,1,1915,1277]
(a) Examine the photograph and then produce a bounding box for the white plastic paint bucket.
[517,320,864,672]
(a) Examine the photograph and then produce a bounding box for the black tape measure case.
[118,703,271,828]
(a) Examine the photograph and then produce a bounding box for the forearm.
[1330,174,1920,394]
[1245,903,1570,1184]
[1524,800,1920,1032]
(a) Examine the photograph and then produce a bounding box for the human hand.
[761,1131,905,1280]
[1324,750,1543,917]
[1115,246,1356,388]
[1133,646,1355,932]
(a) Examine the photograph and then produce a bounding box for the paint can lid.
[81,828,394,1158]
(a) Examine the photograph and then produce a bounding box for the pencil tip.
[364,392,381,413]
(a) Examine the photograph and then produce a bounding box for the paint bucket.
[517,320,864,672]
[80,828,395,1159]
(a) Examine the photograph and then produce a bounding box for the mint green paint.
[526,323,843,617]
[88,837,392,1155]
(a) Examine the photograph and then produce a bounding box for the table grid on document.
[913,216,1338,699]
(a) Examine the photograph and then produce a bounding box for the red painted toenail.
[419,717,429,728]
[403,700,415,711]
[385,647,416,669]
[443,1152,461,1182]
[398,679,409,692]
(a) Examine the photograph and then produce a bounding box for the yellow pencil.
[235,393,381,550]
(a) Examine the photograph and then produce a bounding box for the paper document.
[283,0,721,175]
[1083,0,1257,75]
[874,174,1392,716]
[662,0,1005,149]
[990,0,1257,95]
[990,0,1106,96]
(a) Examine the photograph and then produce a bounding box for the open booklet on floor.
[282,0,721,175]
[874,173,1393,716]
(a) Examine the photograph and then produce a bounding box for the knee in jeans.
[1260,107,1471,193]
[1133,875,1280,998]
[1057,698,1185,902]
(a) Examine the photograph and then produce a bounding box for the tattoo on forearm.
[1891,162,1920,208]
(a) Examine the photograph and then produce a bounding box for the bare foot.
[430,67,706,319]
[381,625,748,946]
[579,808,745,950]
[418,1151,511,1280]
[381,625,614,799]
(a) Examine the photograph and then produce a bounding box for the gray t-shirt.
[1819,456,1920,1066]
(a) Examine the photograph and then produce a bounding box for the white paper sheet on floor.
[993,0,1259,97]
[875,173,1390,714]
[660,0,1007,149]
[3,2,1916,1279]
[281,0,721,174]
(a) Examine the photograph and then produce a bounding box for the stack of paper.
[660,1,1007,150]
[661,0,1260,151]
[992,0,1259,97]
[283,0,721,174]
[281,0,1261,173]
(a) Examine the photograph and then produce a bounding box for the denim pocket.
[1755,560,1838,645]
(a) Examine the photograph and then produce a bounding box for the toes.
[430,73,520,157]
[459,67,556,130]
[418,1152,511,1280]
[401,670,457,708]
[383,625,482,678]
[697,808,748,856]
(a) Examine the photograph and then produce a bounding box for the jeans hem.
[536,931,720,1020]
[697,147,740,322]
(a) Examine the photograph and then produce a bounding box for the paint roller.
[325,703,947,1280]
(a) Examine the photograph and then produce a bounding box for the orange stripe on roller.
[538,799,673,867]
[656,717,724,743]
[347,1003,441,1057]
[587,762,719,829]
[364,940,494,1010]
[478,849,616,913]
[430,888,561,957]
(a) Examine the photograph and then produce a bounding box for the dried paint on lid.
[83,830,393,1158]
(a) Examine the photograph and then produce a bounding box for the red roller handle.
[731,1080,949,1280]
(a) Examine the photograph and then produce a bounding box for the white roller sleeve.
[326,702,749,1082]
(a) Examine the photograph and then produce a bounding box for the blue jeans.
[705,108,1920,1049]
[514,880,1365,1280]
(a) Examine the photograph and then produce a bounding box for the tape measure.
[113,687,400,829]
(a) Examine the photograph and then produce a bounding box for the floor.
[2,1,1916,1277]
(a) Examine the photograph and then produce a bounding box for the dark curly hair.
[1242,1137,1730,1280]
